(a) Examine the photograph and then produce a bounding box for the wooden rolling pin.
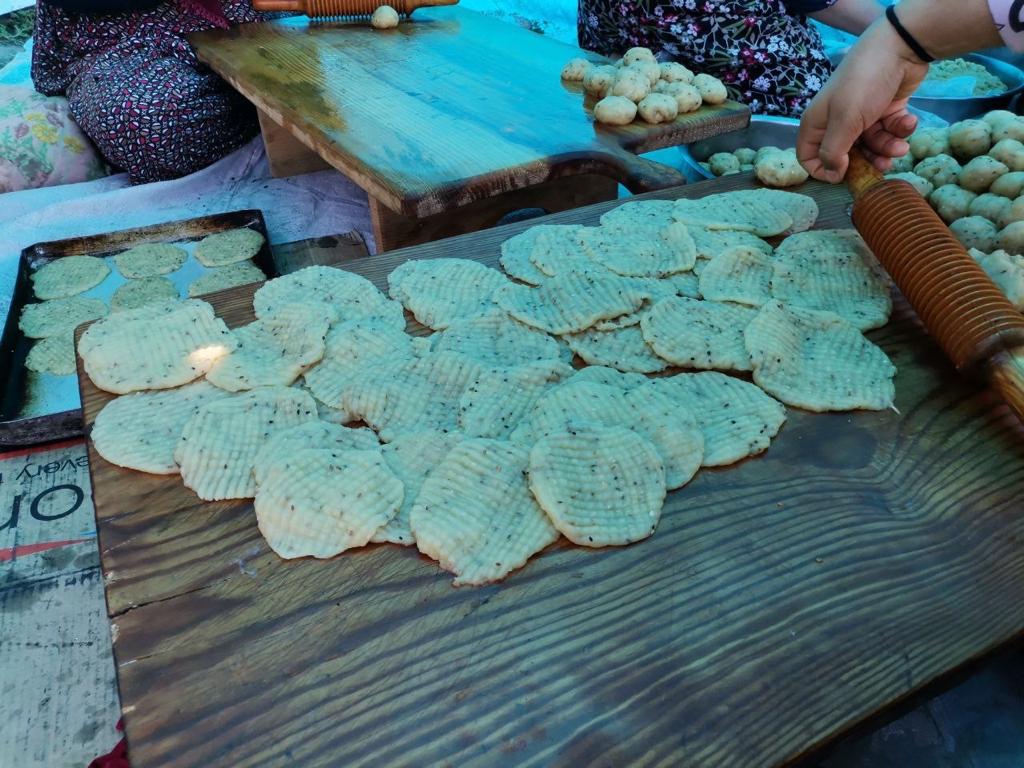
[253,0,457,16]
[847,146,1024,422]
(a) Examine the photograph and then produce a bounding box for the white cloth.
[0,1,32,15]
[0,37,31,86]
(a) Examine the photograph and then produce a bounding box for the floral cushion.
[0,85,108,193]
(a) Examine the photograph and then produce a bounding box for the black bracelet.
[885,6,935,63]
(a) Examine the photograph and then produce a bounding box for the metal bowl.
[678,115,800,181]
[829,51,1024,123]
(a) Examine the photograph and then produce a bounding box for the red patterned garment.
[577,0,838,117]
[32,1,263,183]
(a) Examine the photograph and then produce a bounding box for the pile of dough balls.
[885,110,1024,256]
[701,145,808,188]
[969,247,1024,309]
[560,47,728,126]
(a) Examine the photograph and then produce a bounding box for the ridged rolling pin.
[252,0,457,16]
[846,146,1024,422]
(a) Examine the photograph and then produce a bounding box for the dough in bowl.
[755,149,808,188]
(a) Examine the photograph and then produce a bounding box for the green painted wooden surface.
[190,8,749,216]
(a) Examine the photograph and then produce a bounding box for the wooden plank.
[257,109,331,178]
[79,174,1024,768]
[369,173,619,252]
[190,8,749,218]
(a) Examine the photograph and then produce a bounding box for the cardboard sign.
[0,439,121,767]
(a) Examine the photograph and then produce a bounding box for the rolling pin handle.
[846,146,885,201]
[986,348,1024,425]
[252,0,303,9]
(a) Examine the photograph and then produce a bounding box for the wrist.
[894,0,1003,60]
[867,14,928,67]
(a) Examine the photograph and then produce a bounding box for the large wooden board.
[80,175,1024,768]
[190,8,749,217]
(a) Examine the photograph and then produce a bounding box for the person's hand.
[797,18,929,183]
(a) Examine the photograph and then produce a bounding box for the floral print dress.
[577,0,838,117]
[32,1,263,184]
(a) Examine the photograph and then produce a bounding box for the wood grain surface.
[79,175,1024,768]
[189,8,749,217]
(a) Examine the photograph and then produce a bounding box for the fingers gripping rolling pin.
[847,146,1024,422]
[252,0,457,16]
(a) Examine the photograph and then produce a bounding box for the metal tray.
[827,51,1024,123]
[678,115,800,181]
[0,210,277,448]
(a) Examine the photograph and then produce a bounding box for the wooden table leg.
[369,174,620,253]
[257,110,331,178]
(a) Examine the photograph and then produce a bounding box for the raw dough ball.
[990,171,1024,199]
[623,47,656,66]
[983,110,1018,128]
[754,148,808,188]
[989,138,1024,171]
[371,5,399,29]
[997,220,1024,255]
[740,163,755,172]
[889,153,915,173]
[693,73,728,104]
[959,155,1009,193]
[885,171,933,197]
[930,184,977,223]
[629,60,661,87]
[708,152,741,176]
[913,154,961,188]
[991,117,1024,143]
[611,68,651,102]
[637,92,679,124]
[583,65,618,97]
[659,61,693,83]
[733,147,757,165]
[970,192,1013,226]
[947,119,992,159]
[561,57,591,82]
[755,145,781,162]
[593,95,638,125]
[909,127,950,160]
[1010,196,1024,226]
[662,82,702,113]
[949,215,999,252]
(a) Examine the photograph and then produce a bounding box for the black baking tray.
[0,209,277,448]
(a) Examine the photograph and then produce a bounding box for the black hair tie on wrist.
[885,6,935,63]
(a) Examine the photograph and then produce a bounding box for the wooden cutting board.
[79,176,1024,768]
[189,8,749,218]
